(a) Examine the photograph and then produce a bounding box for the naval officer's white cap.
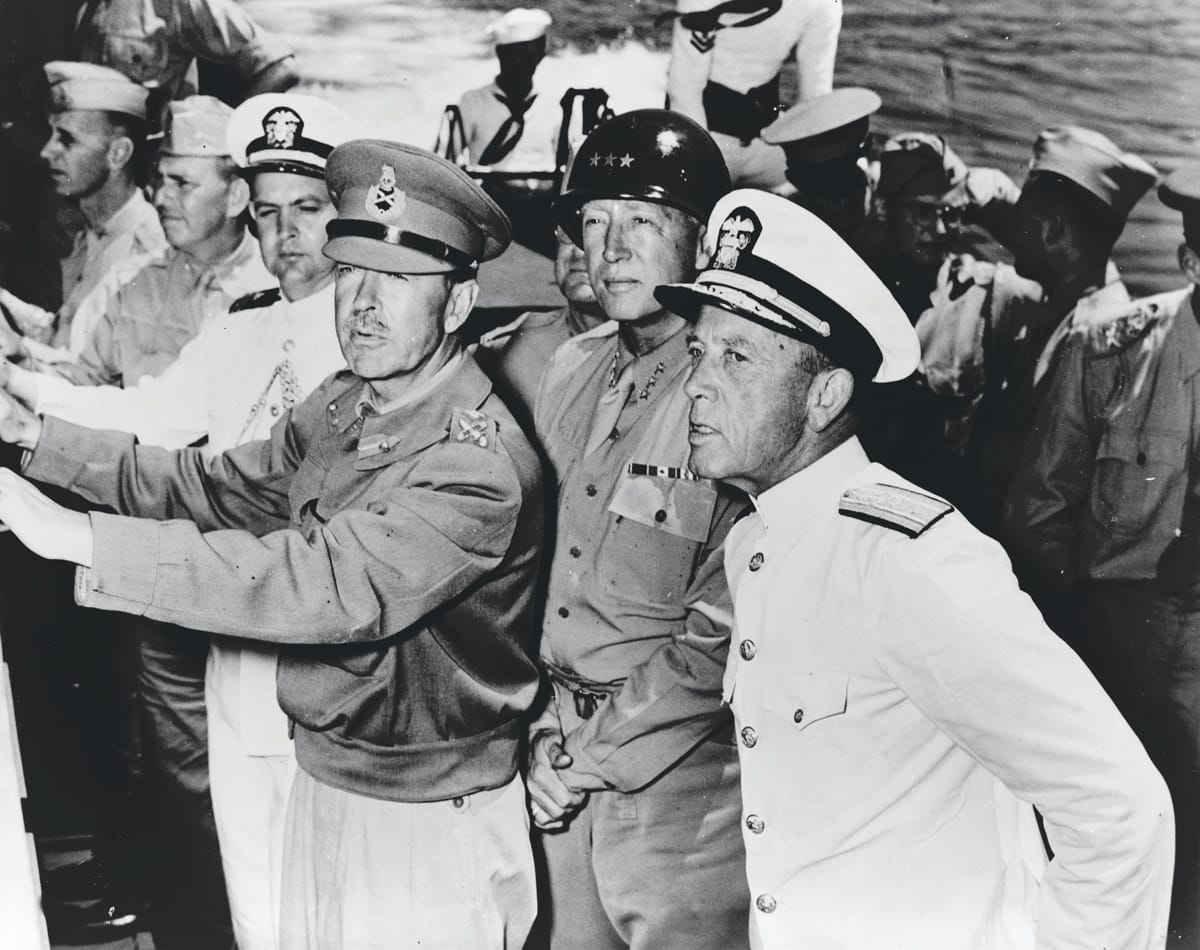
[656,189,920,383]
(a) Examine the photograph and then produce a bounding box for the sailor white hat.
[656,189,919,383]
[487,8,552,46]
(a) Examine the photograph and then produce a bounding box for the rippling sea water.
[244,0,1200,294]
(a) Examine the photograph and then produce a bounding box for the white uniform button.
[749,552,764,572]
[740,726,758,748]
[745,814,765,834]
[793,708,804,724]
[739,639,757,661]
[756,894,777,914]
[270,405,281,417]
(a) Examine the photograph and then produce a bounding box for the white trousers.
[281,770,537,950]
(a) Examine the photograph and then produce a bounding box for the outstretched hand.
[0,468,92,565]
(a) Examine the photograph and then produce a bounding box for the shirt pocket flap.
[766,670,849,732]
[1092,427,1188,537]
[608,472,717,542]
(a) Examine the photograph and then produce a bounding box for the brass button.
[1137,450,1147,465]
[739,639,757,661]
[740,726,758,748]
[793,708,804,724]
[585,484,597,497]
[749,552,764,572]
[745,814,765,834]
[569,546,582,558]
[558,606,570,619]
[654,509,667,523]
[379,440,391,452]
[756,894,777,914]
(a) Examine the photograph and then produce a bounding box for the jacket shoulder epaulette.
[838,483,954,538]
[448,406,498,452]
[229,287,282,313]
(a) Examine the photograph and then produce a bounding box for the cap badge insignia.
[366,164,406,221]
[713,206,761,271]
[262,107,303,149]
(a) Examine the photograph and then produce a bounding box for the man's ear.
[1178,243,1200,286]
[225,176,251,220]
[106,135,135,173]
[693,223,711,270]
[806,366,855,432]
[443,277,480,335]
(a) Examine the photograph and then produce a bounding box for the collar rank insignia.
[713,206,761,271]
[366,163,406,221]
[838,483,954,538]
[451,408,496,451]
[262,107,302,149]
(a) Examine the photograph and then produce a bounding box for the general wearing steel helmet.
[554,109,731,246]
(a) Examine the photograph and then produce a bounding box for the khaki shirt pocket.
[765,670,849,733]
[608,471,717,542]
[1090,428,1187,538]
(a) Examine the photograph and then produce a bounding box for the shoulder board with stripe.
[229,287,282,313]
[838,483,954,538]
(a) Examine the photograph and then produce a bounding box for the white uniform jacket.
[723,437,1173,950]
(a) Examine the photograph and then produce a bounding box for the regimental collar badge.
[713,206,761,271]
[366,163,406,221]
[262,107,303,149]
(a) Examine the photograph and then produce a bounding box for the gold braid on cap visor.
[697,270,832,338]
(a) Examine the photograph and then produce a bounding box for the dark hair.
[1029,172,1123,251]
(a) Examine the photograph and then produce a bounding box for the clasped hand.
[0,468,93,566]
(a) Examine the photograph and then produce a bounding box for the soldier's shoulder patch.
[1081,294,1174,356]
[229,287,282,313]
[838,483,954,538]
[449,407,497,451]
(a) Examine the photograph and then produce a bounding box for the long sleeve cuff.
[23,416,92,488]
[75,511,159,614]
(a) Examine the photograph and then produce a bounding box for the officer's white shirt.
[35,282,344,754]
[723,437,1173,950]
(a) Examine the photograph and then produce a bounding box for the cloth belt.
[544,659,625,720]
[703,76,781,145]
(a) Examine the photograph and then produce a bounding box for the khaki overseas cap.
[761,88,881,165]
[323,140,512,275]
[656,188,919,383]
[44,61,148,120]
[162,96,234,157]
[1029,126,1157,220]
[228,93,364,180]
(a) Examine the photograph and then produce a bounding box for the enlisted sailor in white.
[656,189,1175,950]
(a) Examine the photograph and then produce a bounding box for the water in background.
[243,0,1200,294]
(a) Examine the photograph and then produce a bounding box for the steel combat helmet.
[554,109,730,246]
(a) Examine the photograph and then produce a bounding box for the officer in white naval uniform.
[655,188,1175,950]
[0,92,362,950]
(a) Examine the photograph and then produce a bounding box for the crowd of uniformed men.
[0,1,1195,948]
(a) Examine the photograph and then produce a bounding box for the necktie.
[585,359,636,456]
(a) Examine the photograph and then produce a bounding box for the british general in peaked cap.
[656,188,919,383]
[323,140,512,274]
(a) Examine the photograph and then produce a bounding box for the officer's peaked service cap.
[1029,126,1157,220]
[228,93,364,180]
[324,140,512,275]
[1159,162,1200,246]
[761,87,881,164]
[44,61,148,120]
[162,96,233,157]
[656,189,919,383]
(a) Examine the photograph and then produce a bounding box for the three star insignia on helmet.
[450,408,497,451]
[366,163,407,221]
[838,483,954,538]
[588,153,636,169]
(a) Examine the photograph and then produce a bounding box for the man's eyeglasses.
[899,201,965,230]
